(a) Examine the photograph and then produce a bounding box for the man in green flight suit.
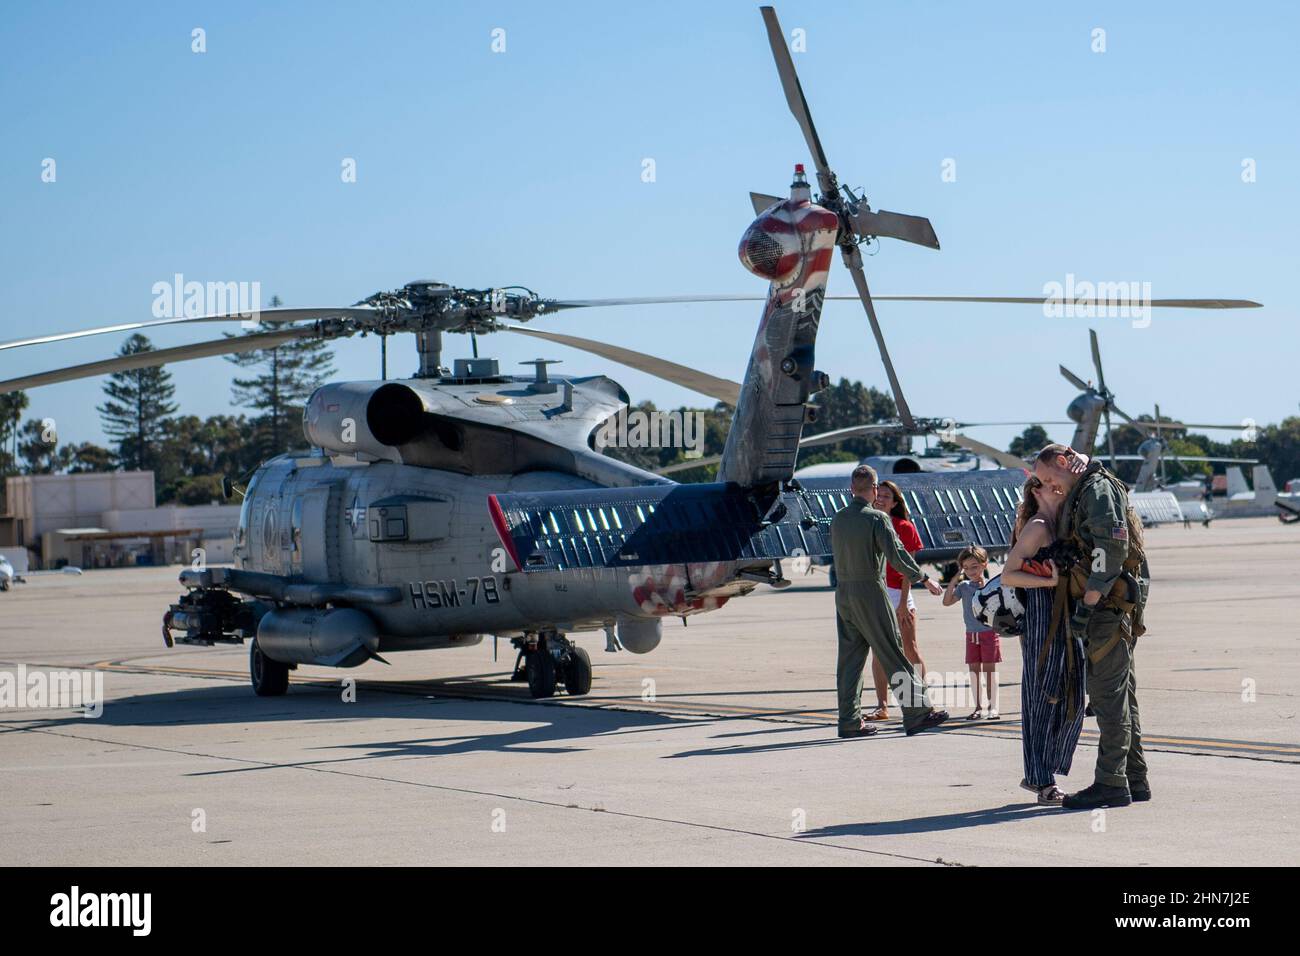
[831,464,949,738]
[1034,444,1150,809]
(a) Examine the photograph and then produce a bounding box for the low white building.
[3,472,238,568]
[3,471,155,547]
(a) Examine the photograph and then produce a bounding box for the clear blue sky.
[2,0,1295,454]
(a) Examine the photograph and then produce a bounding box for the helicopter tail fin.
[718,183,840,491]
[1252,464,1278,500]
[1225,466,1250,498]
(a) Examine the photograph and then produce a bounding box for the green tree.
[1250,417,1300,488]
[1008,424,1050,459]
[599,378,901,482]
[155,413,255,503]
[18,418,59,473]
[62,442,115,473]
[797,378,902,467]
[97,334,178,471]
[225,295,334,460]
[0,391,30,482]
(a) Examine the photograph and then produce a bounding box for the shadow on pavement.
[798,801,1059,837]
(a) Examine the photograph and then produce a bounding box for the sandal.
[966,709,984,720]
[1037,785,1065,806]
[863,706,889,721]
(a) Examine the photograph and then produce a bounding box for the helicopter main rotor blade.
[1104,407,1117,469]
[545,294,1263,312]
[1090,329,1107,394]
[1060,365,1091,391]
[841,248,916,430]
[503,326,742,406]
[827,295,1263,309]
[798,423,903,449]
[658,454,723,476]
[946,433,1028,470]
[1109,404,1139,425]
[760,6,832,186]
[545,295,773,311]
[655,422,904,476]
[952,420,1076,427]
[1164,454,1258,464]
[0,327,320,393]
[1137,420,1246,431]
[0,307,376,354]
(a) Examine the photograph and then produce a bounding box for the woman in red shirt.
[864,479,929,721]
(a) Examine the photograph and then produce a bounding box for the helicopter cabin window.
[235,492,252,548]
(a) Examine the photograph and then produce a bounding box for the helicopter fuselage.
[233,451,745,653]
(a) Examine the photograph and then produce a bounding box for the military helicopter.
[0,6,1261,699]
[1059,329,1256,487]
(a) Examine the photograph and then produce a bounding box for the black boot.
[1129,780,1151,802]
[1062,782,1132,809]
[838,721,879,739]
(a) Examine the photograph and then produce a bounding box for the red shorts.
[965,630,1002,665]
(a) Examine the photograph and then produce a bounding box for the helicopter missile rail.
[178,567,404,607]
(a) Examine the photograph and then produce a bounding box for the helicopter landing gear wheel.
[525,638,557,699]
[563,645,592,696]
[250,638,289,697]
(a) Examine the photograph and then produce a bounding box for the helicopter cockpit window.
[236,492,252,548]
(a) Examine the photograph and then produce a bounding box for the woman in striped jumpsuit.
[1002,477,1087,806]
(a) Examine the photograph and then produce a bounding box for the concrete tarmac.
[1,516,1297,866]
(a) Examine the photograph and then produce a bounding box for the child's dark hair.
[957,545,989,565]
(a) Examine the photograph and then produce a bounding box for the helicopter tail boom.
[718,171,839,490]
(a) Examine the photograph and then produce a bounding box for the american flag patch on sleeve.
[1112,524,1128,540]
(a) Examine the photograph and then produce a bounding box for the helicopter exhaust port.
[303,381,425,457]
